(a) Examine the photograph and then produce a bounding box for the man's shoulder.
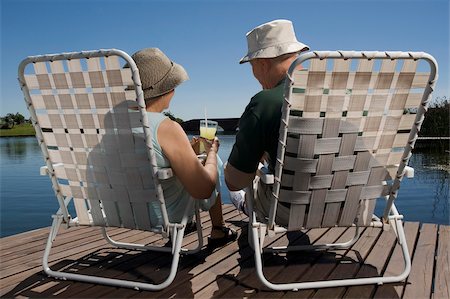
[252,82,284,102]
[248,83,284,117]
[251,79,285,106]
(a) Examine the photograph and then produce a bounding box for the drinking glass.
[199,120,218,140]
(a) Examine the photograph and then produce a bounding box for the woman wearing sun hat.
[130,48,237,246]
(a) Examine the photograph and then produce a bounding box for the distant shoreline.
[0,134,36,138]
[0,124,35,137]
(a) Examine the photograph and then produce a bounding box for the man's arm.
[224,162,255,191]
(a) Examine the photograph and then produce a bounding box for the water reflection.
[411,147,449,222]
[0,137,33,160]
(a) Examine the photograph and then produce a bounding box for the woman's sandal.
[207,226,238,248]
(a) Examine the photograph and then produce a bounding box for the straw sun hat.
[130,48,189,100]
[239,19,309,64]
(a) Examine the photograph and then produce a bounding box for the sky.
[1,0,449,121]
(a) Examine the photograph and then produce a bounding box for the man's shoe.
[229,190,248,216]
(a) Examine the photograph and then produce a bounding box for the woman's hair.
[144,89,174,107]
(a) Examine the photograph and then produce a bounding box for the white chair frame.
[18,49,204,291]
[245,51,438,291]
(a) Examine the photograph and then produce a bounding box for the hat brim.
[143,62,189,99]
[239,42,309,64]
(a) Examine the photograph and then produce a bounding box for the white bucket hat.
[239,19,309,64]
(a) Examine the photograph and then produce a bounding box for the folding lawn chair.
[246,51,438,290]
[18,49,204,291]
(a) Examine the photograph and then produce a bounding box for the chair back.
[18,50,171,232]
[270,51,438,230]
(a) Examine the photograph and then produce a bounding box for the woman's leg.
[206,193,238,246]
[208,193,226,238]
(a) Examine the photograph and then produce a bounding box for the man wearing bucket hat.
[131,48,237,246]
[225,20,309,224]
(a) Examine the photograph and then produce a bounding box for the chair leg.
[264,225,361,254]
[250,215,411,291]
[246,188,257,251]
[101,228,172,253]
[190,203,204,254]
[101,204,204,255]
[42,214,187,291]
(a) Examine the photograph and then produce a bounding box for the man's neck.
[262,72,286,89]
[262,55,297,89]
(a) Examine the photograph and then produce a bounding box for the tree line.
[0,113,30,129]
[419,97,449,138]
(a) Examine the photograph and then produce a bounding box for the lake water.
[1,136,448,237]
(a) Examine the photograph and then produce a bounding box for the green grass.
[0,124,35,137]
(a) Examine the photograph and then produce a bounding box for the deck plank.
[372,222,420,299]
[432,225,450,299]
[1,226,97,257]
[402,223,438,299]
[1,227,50,249]
[341,227,397,298]
[0,206,448,299]
[1,227,124,268]
[282,227,380,299]
[0,228,137,279]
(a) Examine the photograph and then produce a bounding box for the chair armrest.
[256,163,274,185]
[404,165,414,178]
[40,163,64,176]
[40,166,47,176]
[157,168,174,180]
[393,164,414,179]
[41,164,175,180]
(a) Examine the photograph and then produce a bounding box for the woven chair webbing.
[278,56,431,230]
[24,56,159,230]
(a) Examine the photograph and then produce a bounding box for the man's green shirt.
[228,79,285,173]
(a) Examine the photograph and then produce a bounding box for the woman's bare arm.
[158,119,218,199]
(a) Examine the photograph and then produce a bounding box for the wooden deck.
[1,205,449,298]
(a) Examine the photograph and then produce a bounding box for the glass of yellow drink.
[200,120,218,140]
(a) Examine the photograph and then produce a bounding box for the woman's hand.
[191,137,219,154]
[190,137,201,154]
[210,137,220,153]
